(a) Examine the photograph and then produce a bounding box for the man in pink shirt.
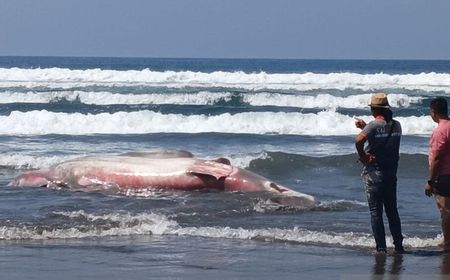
[426,97,450,251]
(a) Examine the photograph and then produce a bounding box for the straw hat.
[369,93,390,108]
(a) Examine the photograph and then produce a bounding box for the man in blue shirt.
[355,93,404,254]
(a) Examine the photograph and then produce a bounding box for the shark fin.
[187,160,234,180]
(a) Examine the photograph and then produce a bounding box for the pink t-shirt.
[429,119,450,175]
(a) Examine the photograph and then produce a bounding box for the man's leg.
[383,177,403,251]
[363,172,386,251]
[435,195,450,250]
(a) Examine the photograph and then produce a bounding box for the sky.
[0,0,449,59]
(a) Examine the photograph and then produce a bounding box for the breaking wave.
[0,90,422,109]
[243,93,422,109]
[0,151,428,172]
[0,151,266,170]
[0,210,440,249]
[1,68,450,92]
[0,110,436,136]
[0,90,233,106]
[0,154,78,169]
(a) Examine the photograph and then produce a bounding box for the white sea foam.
[0,90,422,109]
[244,93,422,108]
[0,110,435,136]
[0,210,440,249]
[0,211,177,240]
[228,152,269,168]
[1,67,450,92]
[317,199,368,208]
[0,154,77,169]
[0,90,233,105]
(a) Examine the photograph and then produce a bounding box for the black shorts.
[434,175,450,197]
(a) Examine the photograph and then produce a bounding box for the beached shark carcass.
[9,150,315,208]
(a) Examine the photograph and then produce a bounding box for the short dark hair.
[430,97,448,116]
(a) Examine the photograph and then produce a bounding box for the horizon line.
[1,55,450,62]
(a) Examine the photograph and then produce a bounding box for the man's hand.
[355,118,366,129]
[359,153,375,166]
[425,183,434,197]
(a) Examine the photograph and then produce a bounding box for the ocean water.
[1,56,450,279]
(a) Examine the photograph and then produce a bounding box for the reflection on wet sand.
[372,253,404,279]
[441,252,450,275]
[369,251,450,279]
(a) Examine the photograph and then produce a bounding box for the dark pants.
[362,164,403,250]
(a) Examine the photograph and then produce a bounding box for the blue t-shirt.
[362,119,402,171]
